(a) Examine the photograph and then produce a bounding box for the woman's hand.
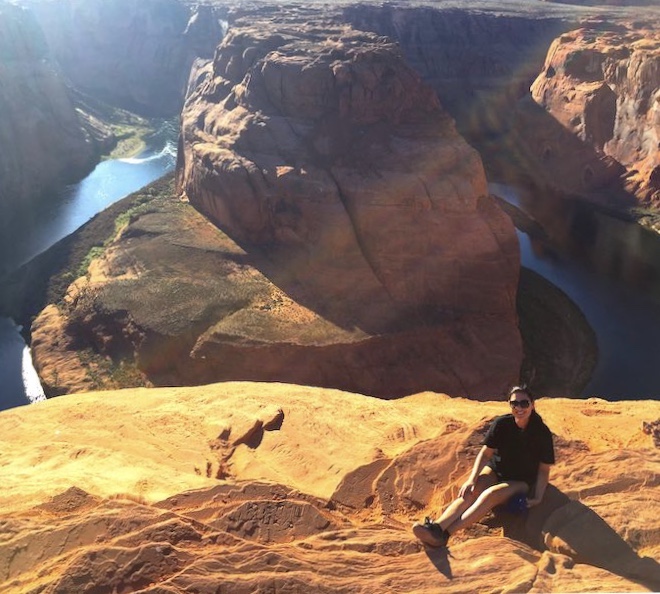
[458,479,476,498]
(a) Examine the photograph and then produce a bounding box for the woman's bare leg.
[446,480,528,534]
[434,467,498,531]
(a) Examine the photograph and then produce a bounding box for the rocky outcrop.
[22,0,226,116]
[530,20,660,206]
[0,1,96,255]
[172,15,522,397]
[0,382,658,592]
[30,171,520,399]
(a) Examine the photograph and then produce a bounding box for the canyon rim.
[0,0,659,592]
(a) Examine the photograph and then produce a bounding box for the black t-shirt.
[483,412,555,485]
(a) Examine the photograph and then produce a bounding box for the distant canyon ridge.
[1,0,658,399]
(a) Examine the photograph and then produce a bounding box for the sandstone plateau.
[0,382,658,592]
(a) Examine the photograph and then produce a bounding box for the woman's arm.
[527,462,551,507]
[459,445,495,497]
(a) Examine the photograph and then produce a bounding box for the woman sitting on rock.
[413,385,555,548]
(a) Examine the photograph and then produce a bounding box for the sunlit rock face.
[530,21,660,206]
[22,0,225,116]
[0,1,95,249]
[0,384,658,593]
[175,13,522,397]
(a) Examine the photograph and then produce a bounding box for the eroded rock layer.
[30,172,520,399]
[0,383,658,592]
[173,13,522,397]
[344,4,659,211]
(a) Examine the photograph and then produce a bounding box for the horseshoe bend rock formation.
[171,16,522,397]
[0,383,658,592]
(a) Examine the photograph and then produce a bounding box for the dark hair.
[508,385,535,402]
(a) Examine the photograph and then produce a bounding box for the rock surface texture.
[0,382,658,593]
[0,1,95,251]
[172,13,522,397]
[530,20,660,206]
[343,4,571,142]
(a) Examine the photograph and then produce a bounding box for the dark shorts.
[487,462,535,496]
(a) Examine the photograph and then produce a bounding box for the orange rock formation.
[0,382,658,592]
[530,20,660,206]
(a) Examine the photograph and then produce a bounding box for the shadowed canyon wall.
[344,4,659,209]
[343,5,571,142]
[0,1,96,254]
[21,0,226,117]
[0,0,226,270]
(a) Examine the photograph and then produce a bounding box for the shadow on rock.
[499,485,660,592]
[423,546,453,581]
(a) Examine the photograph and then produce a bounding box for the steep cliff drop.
[31,13,522,399]
[23,0,226,117]
[0,1,96,255]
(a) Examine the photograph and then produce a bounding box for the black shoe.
[412,517,450,547]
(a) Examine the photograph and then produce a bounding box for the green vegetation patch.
[0,175,176,328]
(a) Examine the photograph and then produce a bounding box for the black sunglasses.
[509,399,530,409]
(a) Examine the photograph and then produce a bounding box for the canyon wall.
[530,21,660,206]
[31,12,523,399]
[345,4,659,210]
[173,12,522,397]
[343,5,572,142]
[22,0,226,116]
[0,1,96,259]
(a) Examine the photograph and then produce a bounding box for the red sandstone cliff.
[343,5,659,213]
[530,20,660,206]
[174,15,523,396]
